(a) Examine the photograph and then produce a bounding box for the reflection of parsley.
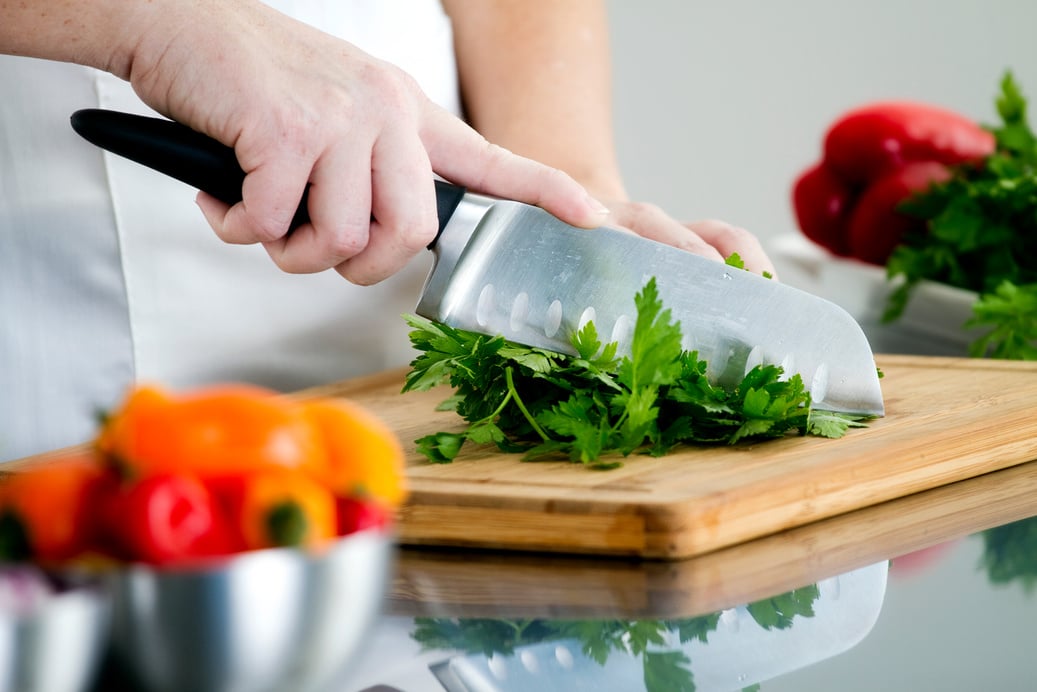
[411,585,819,692]
[746,584,820,630]
[979,516,1037,593]
[886,72,1037,360]
[404,277,869,467]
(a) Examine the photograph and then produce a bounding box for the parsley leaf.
[403,277,870,466]
[966,280,1037,359]
[745,583,820,630]
[885,71,1037,360]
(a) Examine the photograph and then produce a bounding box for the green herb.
[410,583,820,692]
[403,277,869,467]
[744,583,820,630]
[979,516,1037,593]
[965,280,1037,359]
[885,71,1037,360]
[725,252,774,279]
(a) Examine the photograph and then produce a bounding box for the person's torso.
[0,0,459,461]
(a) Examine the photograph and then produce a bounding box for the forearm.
[442,0,627,200]
[0,0,162,76]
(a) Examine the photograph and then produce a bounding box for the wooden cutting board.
[300,354,1037,560]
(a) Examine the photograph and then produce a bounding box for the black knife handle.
[69,108,467,242]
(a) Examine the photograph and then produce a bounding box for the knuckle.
[699,218,760,246]
[625,201,666,225]
[397,215,440,251]
[321,224,369,260]
[471,140,514,188]
[357,59,421,115]
[673,234,713,254]
[241,208,291,243]
[543,165,577,192]
[339,268,379,287]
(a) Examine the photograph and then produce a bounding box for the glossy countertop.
[339,460,1037,691]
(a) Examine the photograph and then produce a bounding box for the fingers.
[262,138,373,274]
[602,201,777,278]
[607,201,725,263]
[334,126,439,285]
[217,152,314,246]
[200,122,439,282]
[422,107,611,229]
[687,219,778,278]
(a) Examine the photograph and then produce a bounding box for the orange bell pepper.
[300,398,407,508]
[209,469,336,551]
[0,454,105,563]
[99,384,329,479]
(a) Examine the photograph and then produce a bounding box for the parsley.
[744,583,820,630]
[409,583,820,692]
[403,278,869,467]
[885,71,1037,360]
[980,516,1037,593]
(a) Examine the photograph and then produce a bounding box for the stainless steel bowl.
[0,572,111,692]
[108,529,394,692]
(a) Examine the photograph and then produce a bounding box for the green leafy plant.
[403,278,869,467]
[979,516,1037,594]
[885,72,1037,360]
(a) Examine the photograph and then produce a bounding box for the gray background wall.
[603,6,1037,690]
[605,0,1037,256]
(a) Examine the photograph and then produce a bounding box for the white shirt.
[0,0,460,462]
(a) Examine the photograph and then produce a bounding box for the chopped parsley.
[403,277,869,467]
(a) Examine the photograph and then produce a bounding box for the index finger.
[421,107,610,229]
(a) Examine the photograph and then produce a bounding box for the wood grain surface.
[304,354,1037,559]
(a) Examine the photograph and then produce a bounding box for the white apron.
[0,0,460,461]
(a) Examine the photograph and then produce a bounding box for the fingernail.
[585,193,610,218]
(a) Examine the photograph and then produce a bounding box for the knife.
[70,108,884,415]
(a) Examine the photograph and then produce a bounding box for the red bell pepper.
[793,102,995,264]
[335,496,391,536]
[100,472,240,565]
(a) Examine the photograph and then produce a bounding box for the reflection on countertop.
[346,563,888,692]
[417,563,888,692]
[344,488,1037,692]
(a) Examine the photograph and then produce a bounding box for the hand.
[115,1,609,284]
[597,199,778,278]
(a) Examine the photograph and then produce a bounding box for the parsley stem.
[505,366,551,442]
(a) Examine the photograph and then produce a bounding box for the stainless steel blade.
[416,195,884,416]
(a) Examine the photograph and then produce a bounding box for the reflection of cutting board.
[301,355,1037,560]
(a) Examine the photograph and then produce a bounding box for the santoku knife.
[70,108,884,415]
